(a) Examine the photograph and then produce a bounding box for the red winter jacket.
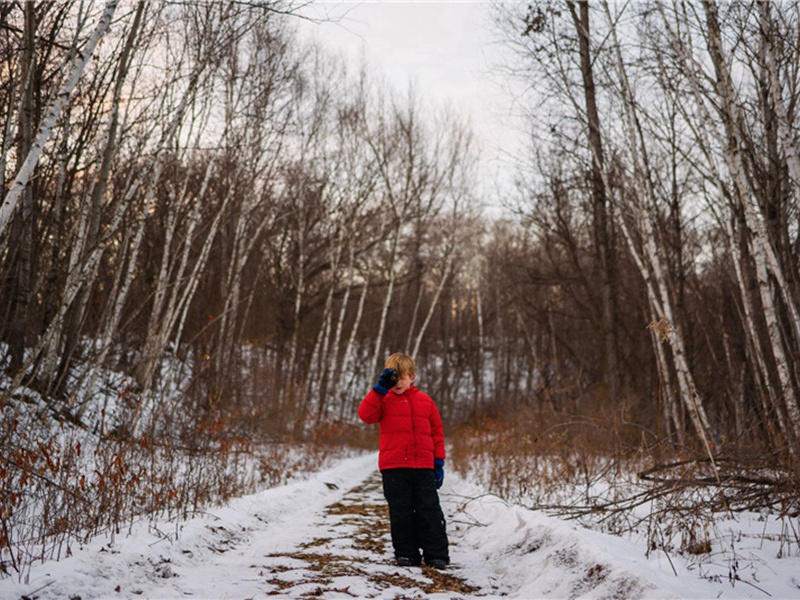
[357,385,445,471]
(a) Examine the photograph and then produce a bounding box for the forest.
[1,0,799,581]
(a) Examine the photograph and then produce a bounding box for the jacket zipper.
[408,391,416,465]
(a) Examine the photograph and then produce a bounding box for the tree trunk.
[369,225,399,371]
[566,0,620,403]
[6,0,39,374]
[340,262,370,420]
[411,242,455,358]
[328,242,355,413]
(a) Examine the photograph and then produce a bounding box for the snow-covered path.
[3,453,799,599]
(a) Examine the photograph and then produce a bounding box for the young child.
[357,353,450,569]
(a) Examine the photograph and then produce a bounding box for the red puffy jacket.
[358,386,445,471]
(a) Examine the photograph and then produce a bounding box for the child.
[357,353,450,569]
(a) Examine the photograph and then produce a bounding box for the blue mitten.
[373,368,398,395]
[434,458,445,489]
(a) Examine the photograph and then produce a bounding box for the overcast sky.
[296,1,527,212]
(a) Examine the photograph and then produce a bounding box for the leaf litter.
[259,471,478,597]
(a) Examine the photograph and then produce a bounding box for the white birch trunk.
[725,215,783,436]
[700,0,800,444]
[300,257,339,419]
[0,0,118,238]
[369,225,399,371]
[159,192,204,339]
[658,1,799,451]
[759,1,800,228]
[73,1,148,389]
[0,55,25,191]
[316,304,335,400]
[216,239,245,383]
[411,247,455,359]
[475,282,485,407]
[312,224,346,412]
[172,185,236,348]
[404,279,425,355]
[99,218,146,360]
[140,194,179,368]
[297,307,328,424]
[727,221,786,412]
[328,243,355,404]
[752,5,800,351]
[616,199,681,439]
[602,0,712,442]
[284,219,306,397]
[339,265,370,419]
[137,155,197,391]
[8,188,132,392]
[131,63,212,388]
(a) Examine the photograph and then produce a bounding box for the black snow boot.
[426,558,448,569]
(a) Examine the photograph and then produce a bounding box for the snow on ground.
[2,453,799,599]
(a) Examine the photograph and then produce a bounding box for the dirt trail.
[256,472,482,598]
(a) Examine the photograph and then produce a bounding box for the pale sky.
[297,1,526,212]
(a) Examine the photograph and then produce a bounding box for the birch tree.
[501,1,633,407]
[47,0,149,395]
[0,0,118,238]
[698,0,800,446]
[600,0,713,443]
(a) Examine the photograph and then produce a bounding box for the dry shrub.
[0,382,362,581]
[0,392,255,580]
[306,419,378,450]
[449,397,644,507]
[448,394,800,557]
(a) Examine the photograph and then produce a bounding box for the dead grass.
[365,570,422,590]
[299,537,333,549]
[326,500,387,519]
[421,566,481,594]
[266,551,358,573]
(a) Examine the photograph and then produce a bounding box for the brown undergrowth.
[449,404,800,557]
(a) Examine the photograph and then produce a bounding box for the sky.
[296,1,528,213]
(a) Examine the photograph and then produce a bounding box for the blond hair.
[385,353,415,377]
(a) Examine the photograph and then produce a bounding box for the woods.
[493,0,800,464]
[2,0,800,580]
[0,1,476,420]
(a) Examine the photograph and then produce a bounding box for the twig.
[24,580,55,596]
[737,577,772,597]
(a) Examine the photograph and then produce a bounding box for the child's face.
[392,373,415,394]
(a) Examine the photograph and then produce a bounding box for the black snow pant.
[381,468,449,564]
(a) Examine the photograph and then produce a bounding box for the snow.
[2,453,799,599]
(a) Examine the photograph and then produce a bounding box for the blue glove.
[434,458,445,489]
[373,368,398,395]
